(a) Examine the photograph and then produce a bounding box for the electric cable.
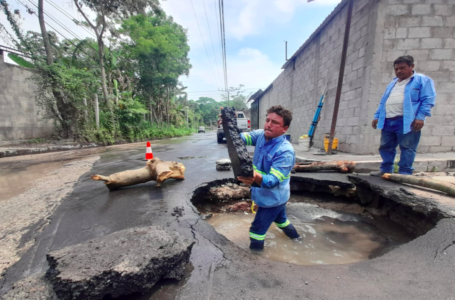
[0,44,33,58]
[26,0,83,41]
[218,0,228,93]
[202,0,222,83]
[189,0,221,87]
[45,0,96,38]
[15,0,96,57]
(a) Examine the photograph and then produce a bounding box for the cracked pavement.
[1,132,455,299]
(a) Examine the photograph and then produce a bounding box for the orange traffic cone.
[145,141,154,160]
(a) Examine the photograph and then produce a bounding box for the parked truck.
[217,111,250,143]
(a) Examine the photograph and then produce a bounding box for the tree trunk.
[167,87,170,124]
[38,0,73,138]
[382,173,455,197]
[294,161,356,173]
[73,0,110,112]
[83,98,88,122]
[149,102,154,125]
[95,94,100,130]
[91,157,186,190]
[38,0,52,65]
[98,41,111,110]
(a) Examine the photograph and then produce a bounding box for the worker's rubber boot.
[249,238,264,251]
[370,170,386,177]
[281,223,300,239]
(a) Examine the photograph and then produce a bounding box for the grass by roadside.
[0,126,204,158]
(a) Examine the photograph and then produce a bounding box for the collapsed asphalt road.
[1,131,455,299]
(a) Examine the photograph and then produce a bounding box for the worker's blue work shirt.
[241,130,295,208]
[374,72,436,134]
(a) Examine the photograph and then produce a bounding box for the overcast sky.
[0,0,342,101]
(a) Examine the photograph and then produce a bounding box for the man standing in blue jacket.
[371,55,436,176]
[236,105,300,251]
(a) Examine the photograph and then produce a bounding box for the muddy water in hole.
[207,203,412,265]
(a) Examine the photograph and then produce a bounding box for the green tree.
[73,0,161,108]
[221,84,248,111]
[1,1,99,138]
[120,12,191,125]
[1,0,198,141]
[194,97,222,125]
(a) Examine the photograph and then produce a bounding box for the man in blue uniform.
[236,105,300,251]
[371,55,436,176]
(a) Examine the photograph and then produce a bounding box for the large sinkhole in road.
[191,179,420,266]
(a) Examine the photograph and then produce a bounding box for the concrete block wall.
[0,51,53,141]
[361,0,455,154]
[258,0,379,153]
[257,0,454,154]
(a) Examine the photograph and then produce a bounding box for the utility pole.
[227,90,230,107]
[327,0,354,155]
[285,41,288,61]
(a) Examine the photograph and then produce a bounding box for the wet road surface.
[1,131,455,299]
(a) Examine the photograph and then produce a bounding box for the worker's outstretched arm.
[240,130,262,147]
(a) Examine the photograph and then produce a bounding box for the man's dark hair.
[267,105,293,127]
[394,55,414,67]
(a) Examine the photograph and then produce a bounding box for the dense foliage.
[0,0,250,143]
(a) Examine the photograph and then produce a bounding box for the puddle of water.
[0,160,76,201]
[207,203,411,265]
[177,156,209,160]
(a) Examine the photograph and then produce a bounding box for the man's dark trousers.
[249,202,300,250]
[379,116,421,175]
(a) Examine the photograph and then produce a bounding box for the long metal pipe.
[327,0,354,155]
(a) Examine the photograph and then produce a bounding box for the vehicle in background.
[217,111,250,143]
[198,126,206,133]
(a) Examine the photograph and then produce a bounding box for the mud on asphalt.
[1,132,455,300]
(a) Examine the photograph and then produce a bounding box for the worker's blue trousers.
[249,202,300,250]
[379,116,421,175]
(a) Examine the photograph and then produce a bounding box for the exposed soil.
[0,156,99,278]
[190,178,431,266]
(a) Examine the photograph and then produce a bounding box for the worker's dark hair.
[394,55,414,67]
[267,105,293,127]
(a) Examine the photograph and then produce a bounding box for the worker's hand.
[238,171,262,186]
[412,119,424,132]
[372,119,378,129]
[237,176,254,185]
[218,107,224,120]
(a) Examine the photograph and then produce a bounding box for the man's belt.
[385,115,403,120]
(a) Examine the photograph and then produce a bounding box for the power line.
[218,0,228,93]
[186,87,262,93]
[202,0,222,83]
[0,24,21,49]
[189,0,221,88]
[213,0,221,50]
[0,44,33,58]
[26,0,83,41]
[15,0,96,57]
[45,0,96,38]
[22,0,98,55]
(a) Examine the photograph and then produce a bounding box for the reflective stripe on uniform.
[275,219,290,228]
[253,165,266,175]
[249,232,266,240]
[270,167,290,182]
[244,134,252,146]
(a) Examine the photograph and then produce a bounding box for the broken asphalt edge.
[296,155,455,173]
[0,135,194,159]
